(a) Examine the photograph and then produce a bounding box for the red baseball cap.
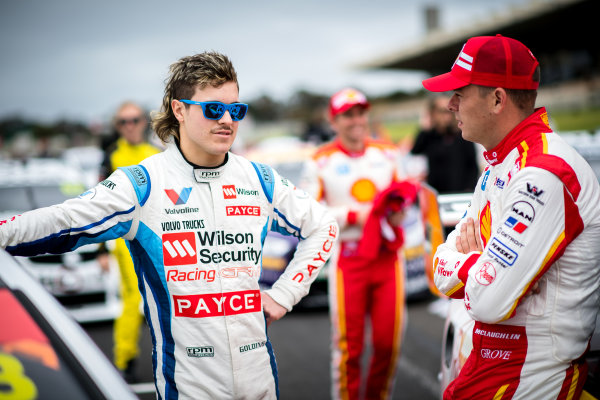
[422,34,539,92]
[329,88,370,118]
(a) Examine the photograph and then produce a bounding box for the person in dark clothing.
[411,95,480,193]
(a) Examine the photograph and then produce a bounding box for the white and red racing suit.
[302,138,405,400]
[0,143,338,400]
[434,108,600,399]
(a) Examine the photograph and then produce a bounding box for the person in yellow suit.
[98,101,161,382]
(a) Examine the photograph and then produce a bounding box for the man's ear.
[492,88,508,114]
[172,99,185,122]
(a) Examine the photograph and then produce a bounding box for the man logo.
[165,188,192,205]
[163,232,197,266]
[526,183,544,197]
[223,185,236,199]
[511,201,535,223]
[186,346,214,358]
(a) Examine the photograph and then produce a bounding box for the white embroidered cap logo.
[453,44,474,71]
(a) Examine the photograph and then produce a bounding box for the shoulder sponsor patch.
[526,182,544,197]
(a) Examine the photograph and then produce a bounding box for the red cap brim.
[422,72,469,92]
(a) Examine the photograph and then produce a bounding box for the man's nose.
[448,96,458,112]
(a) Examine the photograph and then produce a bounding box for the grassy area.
[548,107,600,132]
[381,120,420,143]
[381,107,600,143]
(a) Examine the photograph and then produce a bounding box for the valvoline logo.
[165,188,192,205]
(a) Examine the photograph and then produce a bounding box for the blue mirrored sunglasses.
[179,100,248,121]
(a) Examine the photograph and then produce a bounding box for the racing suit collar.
[334,138,367,157]
[483,107,552,166]
[168,141,229,183]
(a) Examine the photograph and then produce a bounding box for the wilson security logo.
[163,232,197,266]
[223,185,237,199]
[222,185,259,200]
[165,188,192,205]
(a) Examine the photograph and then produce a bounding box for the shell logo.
[351,178,377,203]
[540,112,550,129]
[479,201,492,247]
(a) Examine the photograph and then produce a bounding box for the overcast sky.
[0,0,529,124]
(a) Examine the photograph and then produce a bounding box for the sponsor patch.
[481,169,490,190]
[78,188,97,200]
[488,238,518,266]
[240,341,266,353]
[100,179,116,190]
[129,166,147,186]
[187,346,214,358]
[475,262,496,285]
[526,182,544,197]
[165,187,192,205]
[510,201,535,223]
[481,349,512,360]
[336,164,350,175]
[173,290,261,318]
[194,170,221,180]
[222,185,236,199]
[496,227,525,247]
[226,205,261,216]
[163,232,197,266]
[504,216,528,233]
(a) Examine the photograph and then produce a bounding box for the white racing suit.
[0,143,338,399]
[434,108,600,399]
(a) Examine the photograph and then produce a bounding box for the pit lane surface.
[84,296,447,399]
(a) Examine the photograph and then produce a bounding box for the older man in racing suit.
[0,51,338,399]
[426,35,600,399]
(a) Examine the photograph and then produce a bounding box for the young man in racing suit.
[302,88,414,400]
[0,51,338,399]
[425,35,600,399]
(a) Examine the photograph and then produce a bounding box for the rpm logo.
[163,232,197,266]
[186,346,214,358]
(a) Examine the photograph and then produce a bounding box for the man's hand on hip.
[261,292,287,326]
